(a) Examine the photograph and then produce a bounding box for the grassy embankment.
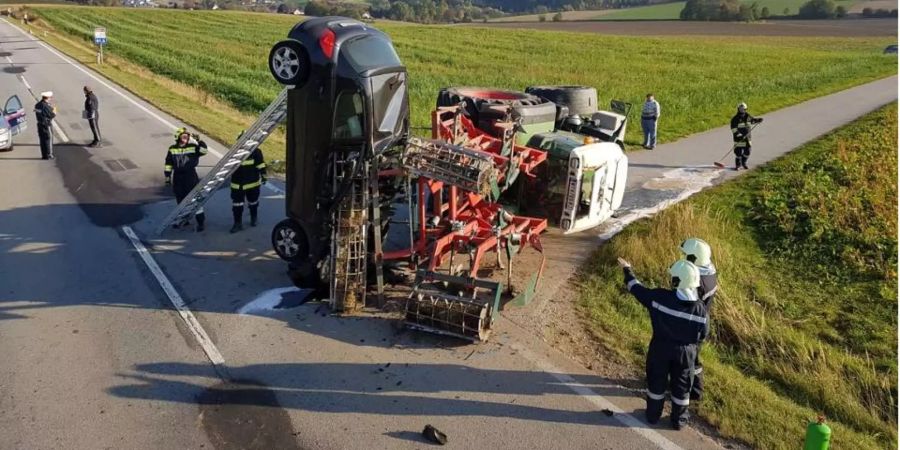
[579,103,898,449]
[17,6,897,168]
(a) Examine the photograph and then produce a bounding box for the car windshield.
[340,34,401,73]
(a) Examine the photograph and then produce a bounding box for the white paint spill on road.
[237,287,308,315]
[121,225,229,380]
[597,166,722,242]
[512,343,685,450]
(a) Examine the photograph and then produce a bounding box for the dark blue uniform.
[229,148,267,228]
[164,138,208,229]
[690,264,718,400]
[730,112,763,169]
[624,267,707,429]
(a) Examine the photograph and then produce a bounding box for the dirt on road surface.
[478,18,899,36]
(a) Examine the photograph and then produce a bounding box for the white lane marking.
[20,76,32,91]
[2,18,286,195]
[512,343,684,450]
[121,225,228,378]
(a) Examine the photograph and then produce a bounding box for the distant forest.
[306,0,671,23]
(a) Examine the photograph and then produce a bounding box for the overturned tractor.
[266,17,627,341]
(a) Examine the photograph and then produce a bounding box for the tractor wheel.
[436,87,557,131]
[525,86,598,116]
[272,219,309,263]
[268,39,310,87]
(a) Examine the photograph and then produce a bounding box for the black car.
[268,17,409,290]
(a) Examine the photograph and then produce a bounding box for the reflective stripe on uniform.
[231,180,262,190]
[702,286,718,301]
[694,367,703,375]
[647,390,666,400]
[731,128,738,133]
[651,301,708,324]
[248,201,259,206]
[233,202,244,207]
[735,142,748,147]
[164,165,173,171]
[256,162,266,169]
[240,160,255,166]
[627,279,641,290]
[671,396,690,406]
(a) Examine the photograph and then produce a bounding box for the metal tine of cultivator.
[401,137,497,197]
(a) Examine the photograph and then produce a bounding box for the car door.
[4,95,27,136]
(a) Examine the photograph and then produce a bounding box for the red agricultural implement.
[387,105,549,341]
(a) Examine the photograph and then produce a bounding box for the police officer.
[679,238,718,401]
[229,147,267,233]
[165,128,208,231]
[730,102,763,170]
[617,257,707,430]
[34,91,56,160]
[83,86,101,147]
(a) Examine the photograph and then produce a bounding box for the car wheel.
[268,40,310,87]
[272,219,309,263]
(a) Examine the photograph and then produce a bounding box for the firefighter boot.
[231,205,243,233]
[734,157,741,171]
[249,203,259,227]
[195,212,205,232]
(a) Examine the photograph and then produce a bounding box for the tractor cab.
[268,17,409,288]
[525,131,627,234]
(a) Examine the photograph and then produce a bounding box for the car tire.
[525,86,598,116]
[269,40,311,87]
[272,218,309,263]
[436,87,557,132]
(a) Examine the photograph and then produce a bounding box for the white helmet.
[737,102,748,113]
[668,260,700,290]
[680,238,712,267]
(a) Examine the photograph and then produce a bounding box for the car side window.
[333,91,364,141]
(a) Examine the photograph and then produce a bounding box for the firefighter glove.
[261,176,267,185]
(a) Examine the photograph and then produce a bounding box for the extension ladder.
[154,88,289,235]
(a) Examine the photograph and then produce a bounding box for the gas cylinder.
[803,415,831,450]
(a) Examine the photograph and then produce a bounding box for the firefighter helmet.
[668,260,700,290]
[680,238,712,267]
[737,102,748,113]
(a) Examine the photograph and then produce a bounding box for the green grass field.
[27,6,895,164]
[592,0,857,20]
[579,103,898,449]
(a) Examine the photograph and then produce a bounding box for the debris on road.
[422,424,448,445]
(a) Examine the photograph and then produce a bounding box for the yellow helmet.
[668,260,700,290]
[680,238,712,267]
[174,127,188,140]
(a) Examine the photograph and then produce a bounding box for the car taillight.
[319,29,335,59]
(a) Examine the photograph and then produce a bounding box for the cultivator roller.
[404,271,503,342]
[402,137,498,198]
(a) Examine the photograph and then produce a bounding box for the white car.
[1,95,27,151]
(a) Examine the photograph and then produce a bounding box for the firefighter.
[34,91,56,160]
[679,238,718,401]
[165,127,208,231]
[616,257,707,430]
[731,102,763,170]
[229,146,267,233]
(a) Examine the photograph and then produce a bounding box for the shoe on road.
[230,223,243,233]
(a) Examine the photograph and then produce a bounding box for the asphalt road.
[0,16,895,450]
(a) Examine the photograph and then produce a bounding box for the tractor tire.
[436,87,557,129]
[269,39,311,87]
[272,218,310,263]
[525,86,598,116]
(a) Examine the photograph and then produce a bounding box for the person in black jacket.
[730,102,763,170]
[229,147,267,233]
[679,238,718,401]
[83,86,101,147]
[34,91,56,160]
[617,257,707,430]
[165,128,208,231]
